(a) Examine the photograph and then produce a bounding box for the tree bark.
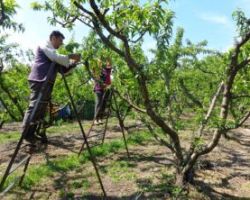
[0,80,24,118]
[0,0,6,25]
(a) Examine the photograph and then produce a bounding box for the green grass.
[2,129,187,199]
[46,122,82,134]
[46,155,81,172]
[0,131,20,143]
[71,179,90,190]
[21,165,54,189]
[0,121,91,144]
[137,173,187,199]
[104,160,137,182]
[59,190,74,199]
[2,130,152,191]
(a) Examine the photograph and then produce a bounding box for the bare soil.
[0,120,250,200]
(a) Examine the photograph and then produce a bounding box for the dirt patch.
[0,121,250,199]
[0,122,22,132]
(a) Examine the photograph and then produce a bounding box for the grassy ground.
[0,119,250,199]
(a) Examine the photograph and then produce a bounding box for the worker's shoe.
[23,134,39,144]
[36,131,48,144]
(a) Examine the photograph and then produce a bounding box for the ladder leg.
[101,90,113,145]
[112,91,130,159]
[78,120,95,156]
[78,89,110,155]
[0,63,57,192]
[61,72,107,197]
[19,152,32,186]
[0,126,29,190]
[101,115,109,145]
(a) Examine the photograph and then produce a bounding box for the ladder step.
[0,177,20,197]
[8,155,31,175]
[87,133,104,139]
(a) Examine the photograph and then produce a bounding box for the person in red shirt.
[93,57,112,124]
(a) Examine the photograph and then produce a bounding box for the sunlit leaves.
[0,0,24,32]
[233,9,250,38]
[30,2,43,11]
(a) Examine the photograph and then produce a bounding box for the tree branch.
[129,30,147,43]
[179,78,203,108]
[236,57,250,71]
[113,89,146,113]
[52,13,78,28]
[230,31,250,69]
[183,29,250,174]
[74,0,184,163]
[89,0,127,41]
[225,110,250,132]
[236,110,250,128]
[142,117,175,153]
[76,15,94,29]
[198,81,224,136]
[0,58,3,72]
[74,1,95,17]
[74,1,125,57]
[234,31,250,58]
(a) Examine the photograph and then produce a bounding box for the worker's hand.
[69,53,81,62]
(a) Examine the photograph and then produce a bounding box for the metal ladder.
[0,63,107,197]
[78,88,130,159]
[0,62,57,196]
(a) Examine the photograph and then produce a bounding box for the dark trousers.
[94,90,110,120]
[22,81,54,137]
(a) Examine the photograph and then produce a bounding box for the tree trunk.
[0,96,18,121]
[0,81,24,118]
[175,168,195,187]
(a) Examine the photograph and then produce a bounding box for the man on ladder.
[1,30,110,197]
[22,30,81,143]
